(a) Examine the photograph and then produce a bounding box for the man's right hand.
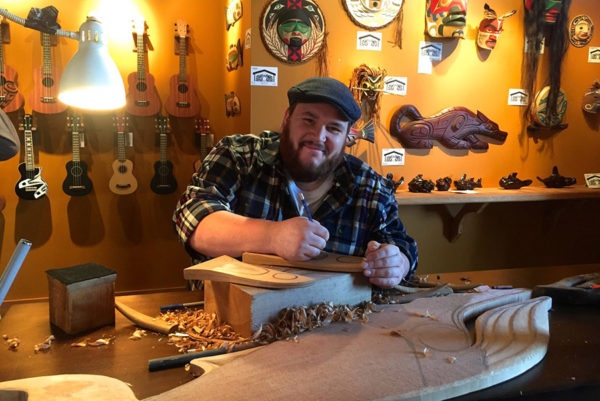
[269,217,329,261]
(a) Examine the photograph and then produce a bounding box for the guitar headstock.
[67,115,84,132]
[113,114,129,133]
[19,114,34,132]
[132,17,148,35]
[174,19,188,38]
[156,115,170,134]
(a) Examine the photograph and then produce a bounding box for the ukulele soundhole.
[177,84,189,94]
[118,165,128,174]
[136,82,148,92]
[70,166,83,176]
[42,77,55,87]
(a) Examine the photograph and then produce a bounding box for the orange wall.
[250,0,600,273]
[0,0,251,300]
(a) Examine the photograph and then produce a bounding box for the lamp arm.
[0,8,78,40]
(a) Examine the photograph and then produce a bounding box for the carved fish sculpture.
[390,105,507,150]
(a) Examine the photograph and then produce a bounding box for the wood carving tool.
[148,342,261,371]
[115,300,177,334]
[160,301,204,313]
[0,239,32,314]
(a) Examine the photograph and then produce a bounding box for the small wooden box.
[204,270,371,337]
[46,263,117,335]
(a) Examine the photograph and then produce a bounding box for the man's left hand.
[363,241,410,288]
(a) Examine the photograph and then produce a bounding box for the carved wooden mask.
[425,0,468,38]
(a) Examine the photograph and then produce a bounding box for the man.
[173,77,417,288]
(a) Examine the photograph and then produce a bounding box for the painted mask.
[349,64,386,123]
[582,80,600,114]
[425,0,468,38]
[569,15,594,48]
[261,0,325,63]
[226,0,243,30]
[477,4,516,50]
[525,0,562,24]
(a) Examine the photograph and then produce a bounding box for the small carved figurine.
[454,174,482,190]
[435,177,452,191]
[386,173,405,192]
[537,166,576,188]
[499,172,532,189]
[389,105,507,150]
[582,79,600,114]
[408,175,434,193]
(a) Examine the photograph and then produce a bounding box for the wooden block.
[46,263,116,335]
[242,251,365,272]
[184,256,314,289]
[204,270,371,337]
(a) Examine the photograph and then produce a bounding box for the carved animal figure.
[582,79,600,114]
[390,105,507,150]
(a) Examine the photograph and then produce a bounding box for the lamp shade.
[58,17,125,110]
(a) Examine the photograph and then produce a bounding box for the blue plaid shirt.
[173,131,418,278]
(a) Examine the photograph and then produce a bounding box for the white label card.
[584,173,600,188]
[418,42,442,74]
[357,31,382,51]
[508,89,529,106]
[588,47,600,63]
[251,66,278,86]
[384,77,407,96]
[382,148,405,166]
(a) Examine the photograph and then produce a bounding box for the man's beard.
[279,122,345,183]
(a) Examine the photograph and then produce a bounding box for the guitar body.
[0,65,25,113]
[125,72,162,117]
[62,160,93,196]
[150,160,177,194]
[15,163,48,200]
[165,74,201,117]
[109,159,138,195]
[30,66,67,114]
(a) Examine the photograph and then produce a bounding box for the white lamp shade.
[58,17,126,110]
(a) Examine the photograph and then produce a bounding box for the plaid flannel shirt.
[172,131,418,278]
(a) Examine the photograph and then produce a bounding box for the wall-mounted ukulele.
[0,17,24,113]
[126,18,161,117]
[15,114,48,200]
[150,115,177,194]
[165,20,200,118]
[63,115,93,196]
[192,118,213,172]
[109,115,138,195]
[30,32,67,114]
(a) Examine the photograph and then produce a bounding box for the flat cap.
[287,77,361,124]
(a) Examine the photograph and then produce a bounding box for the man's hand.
[363,241,410,288]
[269,217,329,261]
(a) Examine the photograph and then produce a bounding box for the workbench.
[0,264,598,400]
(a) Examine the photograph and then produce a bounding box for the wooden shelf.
[395,185,600,205]
[395,185,600,242]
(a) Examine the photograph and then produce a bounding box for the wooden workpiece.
[204,270,371,337]
[183,256,315,288]
[242,251,365,272]
[150,289,552,401]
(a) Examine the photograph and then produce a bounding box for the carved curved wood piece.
[146,289,552,401]
[0,374,139,400]
[183,255,314,289]
[389,105,507,150]
[241,251,365,273]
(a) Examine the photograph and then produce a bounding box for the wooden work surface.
[395,184,600,205]
[1,264,599,400]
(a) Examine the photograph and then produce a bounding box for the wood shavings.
[70,336,115,348]
[253,301,376,344]
[410,310,438,321]
[447,356,456,364]
[129,329,147,340]
[34,335,55,353]
[4,336,20,350]
[390,329,403,337]
[417,347,432,358]
[160,308,249,354]
[71,341,88,347]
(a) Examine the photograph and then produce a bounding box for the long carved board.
[183,255,314,289]
[147,289,552,401]
[242,251,365,273]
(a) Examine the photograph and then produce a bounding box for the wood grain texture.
[242,251,365,272]
[115,300,176,334]
[0,375,138,400]
[183,255,315,289]
[147,290,552,401]
[204,270,371,337]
